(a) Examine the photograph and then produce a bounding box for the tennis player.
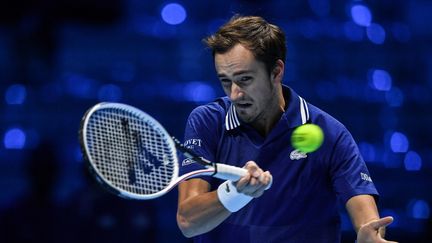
[176,15,396,243]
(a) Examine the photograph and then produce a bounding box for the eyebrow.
[217,70,254,78]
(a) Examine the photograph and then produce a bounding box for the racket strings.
[86,108,176,196]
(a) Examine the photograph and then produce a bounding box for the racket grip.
[214,163,273,190]
[213,163,248,181]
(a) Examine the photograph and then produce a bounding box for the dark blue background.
[0,0,431,242]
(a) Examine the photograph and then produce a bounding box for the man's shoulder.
[306,103,353,145]
[308,103,347,129]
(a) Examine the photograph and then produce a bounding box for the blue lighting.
[152,21,178,38]
[132,15,158,36]
[343,21,364,41]
[382,151,403,168]
[404,151,422,171]
[183,82,215,104]
[5,84,27,105]
[390,132,409,153]
[25,129,40,149]
[75,145,83,163]
[340,212,351,231]
[4,128,26,149]
[208,19,226,34]
[391,22,411,43]
[385,87,404,107]
[111,62,135,82]
[98,214,116,229]
[366,23,386,44]
[358,142,376,163]
[315,81,337,101]
[308,0,330,17]
[379,110,398,130]
[98,84,122,102]
[408,199,430,219]
[371,69,392,91]
[351,5,372,27]
[40,82,63,103]
[410,85,431,104]
[299,19,320,39]
[64,73,97,99]
[161,3,187,25]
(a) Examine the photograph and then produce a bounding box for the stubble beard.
[239,83,278,125]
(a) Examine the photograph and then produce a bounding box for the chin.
[238,114,255,124]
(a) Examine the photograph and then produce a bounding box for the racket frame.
[80,102,250,200]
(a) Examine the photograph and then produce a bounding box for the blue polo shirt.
[179,85,378,243]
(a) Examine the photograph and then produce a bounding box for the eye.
[239,76,252,83]
[220,79,231,87]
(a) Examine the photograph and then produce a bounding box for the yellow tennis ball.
[291,124,324,153]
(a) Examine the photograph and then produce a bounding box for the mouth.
[235,103,253,109]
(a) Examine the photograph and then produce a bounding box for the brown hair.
[204,15,286,75]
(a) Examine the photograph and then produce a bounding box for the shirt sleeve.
[179,105,221,184]
[329,127,379,205]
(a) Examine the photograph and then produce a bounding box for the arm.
[176,161,271,238]
[176,178,230,238]
[346,194,380,233]
[346,195,397,243]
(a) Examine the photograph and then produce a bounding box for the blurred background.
[0,0,431,242]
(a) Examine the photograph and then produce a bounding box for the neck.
[251,87,285,137]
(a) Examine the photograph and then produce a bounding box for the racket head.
[79,102,179,200]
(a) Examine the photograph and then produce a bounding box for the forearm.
[177,190,231,238]
[176,163,271,238]
[346,194,380,232]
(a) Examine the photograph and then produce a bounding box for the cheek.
[252,83,272,100]
[221,85,231,95]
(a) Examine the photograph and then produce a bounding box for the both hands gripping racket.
[79,102,264,200]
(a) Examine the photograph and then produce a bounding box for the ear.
[271,59,285,84]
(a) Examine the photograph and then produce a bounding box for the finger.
[248,182,267,197]
[242,171,272,197]
[369,216,394,230]
[259,171,271,184]
[253,171,271,190]
[240,177,260,194]
[255,171,272,193]
[249,171,271,189]
[235,172,251,192]
[378,224,386,238]
[249,188,265,198]
[244,161,262,178]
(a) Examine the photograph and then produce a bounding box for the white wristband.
[217,180,253,212]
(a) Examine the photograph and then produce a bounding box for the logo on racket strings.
[121,118,164,184]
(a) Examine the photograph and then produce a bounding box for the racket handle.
[214,163,273,190]
[213,163,248,181]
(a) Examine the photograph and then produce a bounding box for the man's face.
[214,44,278,124]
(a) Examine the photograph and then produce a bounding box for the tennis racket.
[79,102,269,200]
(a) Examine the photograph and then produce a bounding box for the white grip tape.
[214,163,273,189]
[213,163,248,181]
[217,180,253,212]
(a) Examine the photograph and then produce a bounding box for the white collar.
[225,104,241,131]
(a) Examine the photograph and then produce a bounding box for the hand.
[357,216,398,243]
[235,161,272,198]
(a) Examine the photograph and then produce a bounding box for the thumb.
[368,216,394,230]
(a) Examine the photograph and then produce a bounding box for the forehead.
[214,44,263,76]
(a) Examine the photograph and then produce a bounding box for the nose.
[230,83,244,101]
